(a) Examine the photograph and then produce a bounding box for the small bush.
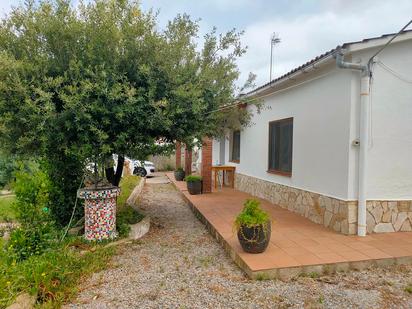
[117,206,144,237]
[116,175,144,237]
[0,152,16,188]
[184,175,202,182]
[9,165,56,260]
[175,167,184,172]
[7,225,56,261]
[164,163,173,171]
[234,199,270,230]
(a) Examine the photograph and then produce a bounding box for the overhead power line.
[368,18,412,70]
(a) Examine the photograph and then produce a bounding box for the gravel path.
[67,174,412,309]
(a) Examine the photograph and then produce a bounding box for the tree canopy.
[0,0,256,224]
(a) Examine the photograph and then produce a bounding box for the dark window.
[268,118,293,176]
[231,130,240,162]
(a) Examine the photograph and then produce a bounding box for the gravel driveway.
[67,174,412,309]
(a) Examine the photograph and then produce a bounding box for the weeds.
[0,237,115,308]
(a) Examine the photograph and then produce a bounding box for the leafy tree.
[0,0,256,225]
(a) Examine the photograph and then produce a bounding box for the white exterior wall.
[349,40,412,200]
[212,38,412,202]
[212,139,220,165]
[216,67,353,200]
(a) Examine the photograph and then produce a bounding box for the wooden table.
[212,165,236,189]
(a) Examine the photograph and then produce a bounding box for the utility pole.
[270,33,281,82]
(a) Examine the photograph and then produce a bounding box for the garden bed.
[0,175,146,308]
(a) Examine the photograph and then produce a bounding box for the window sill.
[267,169,292,177]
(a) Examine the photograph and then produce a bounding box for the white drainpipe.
[335,49,370,236]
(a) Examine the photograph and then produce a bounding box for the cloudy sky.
[1,0,411,88]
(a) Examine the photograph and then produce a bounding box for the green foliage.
[0,152,16,188]
[117,206,144,237]
[0,196,15,222]
[0,0,258,223]
[12,165,52,228]
[7,225,56,262]
[0,0,256,164]
[184,175,202,182]
[116,175,144,237]
[175,167,184,172]
[117,175,141,211]
[9,165,56,260]
[44,151,85,227]
[234,199,270,230]
[0,238,115,308]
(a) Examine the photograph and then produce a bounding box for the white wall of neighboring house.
[212,36,412,202]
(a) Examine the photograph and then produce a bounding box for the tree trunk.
[112,155,124,187]
[105,166,114,184]
[105,155,124,187]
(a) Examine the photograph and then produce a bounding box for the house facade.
[212,31,412,235]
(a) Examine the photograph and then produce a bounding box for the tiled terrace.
[167,173,412,280]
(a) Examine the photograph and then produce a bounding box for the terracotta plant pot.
[174,169,185,181]
[187,180,202,195]
[237,221,271,253]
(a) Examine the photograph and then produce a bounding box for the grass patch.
[117,175,141,211]
[0,195,15,222]
[0,237,115,308]
[116,175,144,237]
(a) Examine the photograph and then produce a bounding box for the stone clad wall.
[235,173,412,235]
[366,201,412,233]
[234,173,357,235]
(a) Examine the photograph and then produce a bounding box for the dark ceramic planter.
[237,221,271,253]
[187,180,202,195]
[174,170,185,181]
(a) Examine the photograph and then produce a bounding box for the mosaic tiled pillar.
[77,187,121,241]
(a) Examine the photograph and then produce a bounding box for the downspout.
[335,49,370,237]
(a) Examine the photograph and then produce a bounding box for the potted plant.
[234,199,271,253]
[174,167,185,181]
[185,175,202,195]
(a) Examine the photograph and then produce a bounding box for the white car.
[130,160,156,177]
[113,155,156,178]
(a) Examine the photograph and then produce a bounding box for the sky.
[1,0,411,89]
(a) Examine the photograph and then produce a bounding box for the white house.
[212,30,412,236]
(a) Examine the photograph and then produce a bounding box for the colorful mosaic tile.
[78,187,121,241]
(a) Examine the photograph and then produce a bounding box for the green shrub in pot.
[185,175,202,195]
[174,167,185,181]
[234,199,271,253]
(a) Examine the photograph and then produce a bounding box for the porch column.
[175,141,181,168]
[184,146,192,175]
[201,138,213,193]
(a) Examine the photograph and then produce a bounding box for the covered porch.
[167,172,412,280]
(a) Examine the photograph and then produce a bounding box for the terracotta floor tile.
[282,246,313,257]
[379,246,411,257]
[166,172,412,274]
[293,253,324,266]
[315,252,347,263]
[345,242,376,251]
[362,248,392,259]
[304,245,334,255]
[337,250,370,262]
